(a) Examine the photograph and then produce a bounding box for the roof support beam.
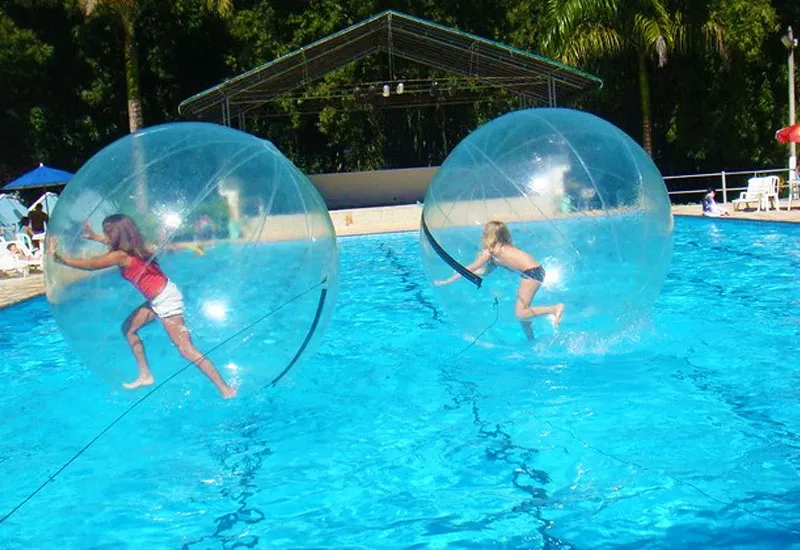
[179,10,602,121]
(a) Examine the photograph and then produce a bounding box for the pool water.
[1,216,799,548]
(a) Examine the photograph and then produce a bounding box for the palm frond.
[667,3,729,69]
[671,10,689,54]
[77,0,98,15]
[561,25,624,65]
[633,14,670,66]
[78,0,135,17]
[541,0,619,60]
[702,19,729,67]
[204,0,233,17]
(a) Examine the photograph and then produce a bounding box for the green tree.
[226,0,527,173]
[659,0,778,173]
[78,0,233,133]
[540,0,726,156]
[0,8,53,180]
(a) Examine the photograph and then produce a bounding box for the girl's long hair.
[102,214,153,261]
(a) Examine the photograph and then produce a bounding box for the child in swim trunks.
[49,214,237,399]
[435,220,565,339]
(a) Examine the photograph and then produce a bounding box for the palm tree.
[541,0,725,155]
[78,0,233,133]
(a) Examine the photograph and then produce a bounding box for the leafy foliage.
[0,9,53,180]
[0,0,792,190]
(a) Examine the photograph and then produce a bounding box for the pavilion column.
[548,77,557,107]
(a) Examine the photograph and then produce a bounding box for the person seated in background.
[702,188,730,217]
[6,242,34,261]
[28,204,49,234]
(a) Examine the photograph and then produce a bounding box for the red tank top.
[121,256,168,300]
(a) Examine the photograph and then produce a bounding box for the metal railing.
[664,167,790,203]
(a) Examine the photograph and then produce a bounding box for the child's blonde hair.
[482,221,512,250]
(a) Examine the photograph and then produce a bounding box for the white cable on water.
[0,280,325,525]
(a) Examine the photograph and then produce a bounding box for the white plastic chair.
[15,236,42,271]
[731,176,779,212]
[14,233,41,259]
[787,180,799,211]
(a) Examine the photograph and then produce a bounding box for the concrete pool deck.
[1,201,798,310]
[0,272,46,310]
[671,199,800,223]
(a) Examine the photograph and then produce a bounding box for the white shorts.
[149,280,184,319]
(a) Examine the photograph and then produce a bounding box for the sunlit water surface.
[1,217,799,549]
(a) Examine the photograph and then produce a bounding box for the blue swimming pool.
[1,216,799,548]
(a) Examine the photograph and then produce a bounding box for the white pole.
[721,171,727,204]
[788,27,797,183]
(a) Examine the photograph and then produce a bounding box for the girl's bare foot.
[552,304,565,328]
[123,375,155,389]
[221,385,237,399]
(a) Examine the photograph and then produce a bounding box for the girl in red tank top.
[50,213,236,399]
[120,255,168,301]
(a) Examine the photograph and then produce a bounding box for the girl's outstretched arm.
[143,242,204,256]
[83,221,109,245]
[49,238,127,271]
[434,250,491,286]
[53,250,127,271]
[164,242,205,255]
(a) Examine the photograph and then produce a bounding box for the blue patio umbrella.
[0,194,27,227]
[2,163,73,191]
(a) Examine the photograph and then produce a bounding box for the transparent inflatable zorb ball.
[420,108,673,348]
[44,122,339,398]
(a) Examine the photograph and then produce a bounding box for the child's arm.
[434,250,491,286]
[82,221,108,245]
[53,251,127,271]
[152,242,205,256]
[49,238,126,271]
[165,242,205,255]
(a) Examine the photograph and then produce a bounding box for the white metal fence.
[664,167,790,203]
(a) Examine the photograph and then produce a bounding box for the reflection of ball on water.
[420,108,673,347]
[44,122,339,396]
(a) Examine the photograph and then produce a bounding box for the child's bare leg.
[515,279,565,328]
[162,316,237,399]
[121,305,157,389]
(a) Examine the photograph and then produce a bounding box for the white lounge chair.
[0,237,40,275]
[13,233,41,259]
[731,176,779,212]
[0,246,30,278]
[14,236,43,271]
